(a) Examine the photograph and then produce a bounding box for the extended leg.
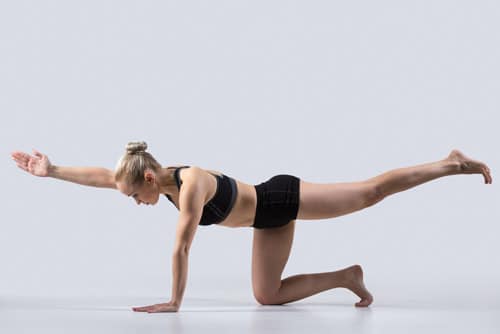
[367,149,492,200]
[297,149,492,220]
[367,158,458,200]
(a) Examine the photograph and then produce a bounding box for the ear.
[144,169,156,184]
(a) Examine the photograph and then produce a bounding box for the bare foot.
[343,265,373,307]
[446,149,493,184]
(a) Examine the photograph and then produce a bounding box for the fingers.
[132,303,178,313]
[147,307,160,313]
[11,151,28,161]
[11,151,32,165]
[11,151,26,157]
[132,305,156,312]
[11,152,30,172]
[132,307,147,312]
[146,305,177,313]
[11,150,43,162]
[15,162,29,172]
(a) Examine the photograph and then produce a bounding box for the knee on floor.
[253,291,281,306]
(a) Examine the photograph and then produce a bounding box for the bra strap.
[174,166,190,189]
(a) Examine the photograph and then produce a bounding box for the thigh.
[296,179,379,220]
[251,219,295,301]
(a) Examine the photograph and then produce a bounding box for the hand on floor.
[132,301,179,313]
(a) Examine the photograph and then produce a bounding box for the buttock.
[252,174,301,229]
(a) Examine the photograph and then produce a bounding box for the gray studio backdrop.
[1,1,498,306]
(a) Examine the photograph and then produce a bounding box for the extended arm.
[11,149,116,189]
[48,165,116,189]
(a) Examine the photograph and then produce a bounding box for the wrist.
[47,165,57,177]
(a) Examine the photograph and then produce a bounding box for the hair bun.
[126,141,148,155]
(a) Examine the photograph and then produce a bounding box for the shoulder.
[180,166,210,188]
[182,165,203,178]
[178,166,212,206]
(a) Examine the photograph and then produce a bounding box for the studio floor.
[1,293,498,334]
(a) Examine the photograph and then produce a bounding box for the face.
[117,170,161,206]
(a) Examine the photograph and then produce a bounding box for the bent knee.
[253,291,280,306]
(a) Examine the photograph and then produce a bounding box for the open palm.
[11,149,52,177]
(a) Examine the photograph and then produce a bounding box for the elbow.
[173,245,189,256]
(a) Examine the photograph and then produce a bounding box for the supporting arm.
[171,250,189,306]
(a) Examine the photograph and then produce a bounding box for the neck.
[157,167,178,195]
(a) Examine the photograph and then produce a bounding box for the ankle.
[338,266,358,288]
[441,159,461,174]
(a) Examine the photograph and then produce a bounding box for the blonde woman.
[10,142,492,313]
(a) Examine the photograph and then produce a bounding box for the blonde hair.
[114,141,162,186]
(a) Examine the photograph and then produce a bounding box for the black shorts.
[252,174,301,229]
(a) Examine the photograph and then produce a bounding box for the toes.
[486,168,493,184]
[355,298,372,307]
[482,168,492,184]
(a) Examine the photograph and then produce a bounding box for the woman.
[10,142,492,313]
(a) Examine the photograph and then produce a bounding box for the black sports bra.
[164,166,238,226]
